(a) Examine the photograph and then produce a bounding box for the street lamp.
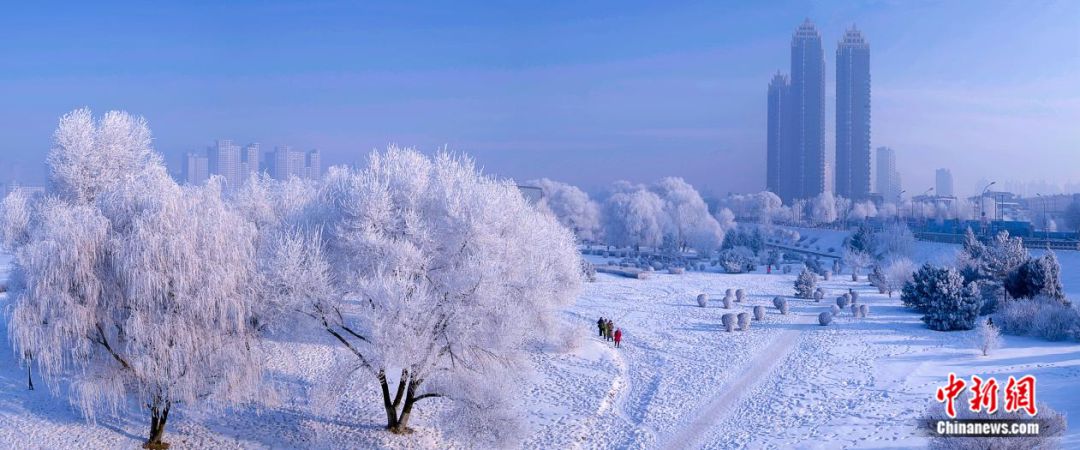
[1037,193,1048,241]
[896,190,906,223]
[978,181,996,234]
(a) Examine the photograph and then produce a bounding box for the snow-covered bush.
[668,267,685,274]
[737,312,751,331]
[859,304,870,317]
[530,178,602,241]
[696,293,709,307]
[869,264,886,293]
[794,268,817,299]
[924,402,1067,450]
[722,313,737,332]
[782,264,792,274]
[813,288,825,302]
[5,109,266,448]
[718,246,756,273]
[830,305,841,316]
[1005,251,1066,302]
[882,257,915,298]
[581,260,597,282]
[904,265,981,331]
[818,312,833,326]
[823,270,831,281]
[735,288,746,302]
[994,296,1080,341]
[753,305,765,321]
[262,147,583,443]
[773,296,789,314]
[723,295,733,309]
[722,226,766,254]
[974,319,1002,356]
[850,290,860,303]
[851,304,860,317]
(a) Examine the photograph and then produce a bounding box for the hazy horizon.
[1,1,1077,198]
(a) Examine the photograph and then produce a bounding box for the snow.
[2,229,1080,448]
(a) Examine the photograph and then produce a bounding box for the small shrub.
[581,261,597,282]
[974,319,1001,356]
[772,296,788,315]
[696,293,708,308]
[753,305,765,321]
[823,270,831,281]
[782,265,792,274]
[668,267,685,274]
[859,304,869,317]
[850,290,859,303]
[818,312,833,326]
[830,305,841,316]
[836,296,850,309]
[851,304,860,317]
[722,295,733,309]
[725,288,734,298]
[735,289,746,302]
[722,313,736,332]
[737,312,751,331]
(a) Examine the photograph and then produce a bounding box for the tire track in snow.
[661,313,816,450]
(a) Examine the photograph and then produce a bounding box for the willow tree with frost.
[3,109,265,449]
[258,147,582,444]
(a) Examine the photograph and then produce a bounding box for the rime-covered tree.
[873,222,914,260]
[529,178,602,242]
[602,182,666,250]
[842,248,873,281]
[810,192,838,225]
[652,177,725,254]
[4,110,265,449]
[882,257,915,298]
[261,148,582,444]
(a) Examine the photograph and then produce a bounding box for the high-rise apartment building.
[875,146,902,201]
[306,149,322,180]
[183,152,209,185]
[242,143,261,180]
[835,26,871,200]
[935,168,954,197]
[766,72,790,195]
[208,139,242,189]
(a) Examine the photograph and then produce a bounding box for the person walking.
[597,317,605,337]
[605,320,614,341]
[613,328,622,348]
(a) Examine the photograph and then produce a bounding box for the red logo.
[936,373,1036,418]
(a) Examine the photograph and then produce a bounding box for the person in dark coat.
[614,328,622,348]
[597,317,605,337]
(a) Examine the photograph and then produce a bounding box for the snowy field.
[2,235,1080,448]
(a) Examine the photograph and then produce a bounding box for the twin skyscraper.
[766,19,870,204]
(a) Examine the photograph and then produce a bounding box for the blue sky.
[1,0,1077,197]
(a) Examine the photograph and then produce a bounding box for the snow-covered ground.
[2,234,1080,449]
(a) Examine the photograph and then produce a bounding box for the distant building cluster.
[183,140,321,188]
[766,20,871,203]
[935,168,954,197]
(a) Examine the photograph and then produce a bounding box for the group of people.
[597,317,622,348]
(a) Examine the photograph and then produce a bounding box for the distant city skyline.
[0,1,1077,198]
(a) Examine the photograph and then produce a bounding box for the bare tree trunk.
[143,401,171,449]
[25,351,33,390]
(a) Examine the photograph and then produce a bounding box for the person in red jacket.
[613,328,622,348]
